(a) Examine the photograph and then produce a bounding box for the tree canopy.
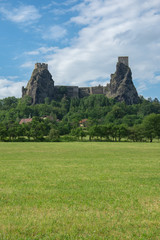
[0,95,160,142]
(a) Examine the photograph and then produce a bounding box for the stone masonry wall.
[118,57,128,66]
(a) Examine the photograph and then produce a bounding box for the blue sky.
[0,0,160,100]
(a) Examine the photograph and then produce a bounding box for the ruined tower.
[34,63,48,70]
[118,56,129,66]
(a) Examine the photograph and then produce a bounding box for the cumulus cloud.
[0,5,41,25]
[42,0,160,92]
[0,78,27,99]
[11,0,159,98]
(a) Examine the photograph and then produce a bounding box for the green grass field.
[0,142,160,240]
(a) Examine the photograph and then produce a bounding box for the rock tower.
[105,57,139,104]
[22,63,54,104]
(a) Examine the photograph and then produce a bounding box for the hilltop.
[22,57,139,105]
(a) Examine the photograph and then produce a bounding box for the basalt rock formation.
[105,58,139,104]
[22,63,54,104]
[22,57,139,105]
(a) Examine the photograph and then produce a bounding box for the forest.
[0,94,160,142]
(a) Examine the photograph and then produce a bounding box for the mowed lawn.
[0,142,160,240]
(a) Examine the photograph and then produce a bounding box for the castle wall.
[22,56,139,105]
[54,85,79,98]
[79,87,90,98]
[90,86,105,94]
[66,86,79,98]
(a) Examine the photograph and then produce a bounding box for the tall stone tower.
[118,56,129,66]
[22,63,54,104]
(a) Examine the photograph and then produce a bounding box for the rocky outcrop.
[22,57,139,105]
[105,61,139,104]
[22,63,54,104]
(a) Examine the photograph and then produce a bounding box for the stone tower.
[118,56,129,66]
[35,63,48,70]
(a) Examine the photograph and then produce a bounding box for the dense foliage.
[0,95,160,142]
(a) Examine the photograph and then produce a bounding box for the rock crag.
[22,57,139,105]
[22,63,54,104]
[105,57,139,104]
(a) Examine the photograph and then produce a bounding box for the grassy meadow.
[0,142,160,240]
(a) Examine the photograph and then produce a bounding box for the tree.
[116,124,128,142]
[7,123,20,141]
[2,97,18,110]
[143,113,158,142]
[0,124,7,141]
[155,114,160,139]
[103,125,112,141]
[57,121,70,135]
[128,125,145,142]
[48,128,60,141]
[88,126,95,141]
[61,96,70,114]
[107,124,118,141]
[23,123,32,140]
[30,117,47,141]
[71,127,86,140]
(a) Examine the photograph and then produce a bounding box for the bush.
[47,128,60,142]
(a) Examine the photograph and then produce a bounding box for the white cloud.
[42,25,67,41]
[137,82,148,93]
[0,78,27,99]
[42,0,80,9]
[42,0,160,94]
[20,61,34,68]
[150,75,160,84]
[41,2,58,10]
[63,0,80,6]
[12,0,160,99]
[0,5,41,25]
[24,47,57,56]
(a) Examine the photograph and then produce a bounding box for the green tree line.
[0,95,160,142]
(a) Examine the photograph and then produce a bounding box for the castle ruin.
[118,56,128,66]
[22,57,139,105]
[35,63,48,70]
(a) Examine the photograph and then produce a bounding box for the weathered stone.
[22,63,54,104]
[105,61,139,104]
[22,57,139,105]
[54,86,79,99]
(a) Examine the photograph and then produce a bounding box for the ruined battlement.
[118,56,128,66]
[35,63,48,70]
